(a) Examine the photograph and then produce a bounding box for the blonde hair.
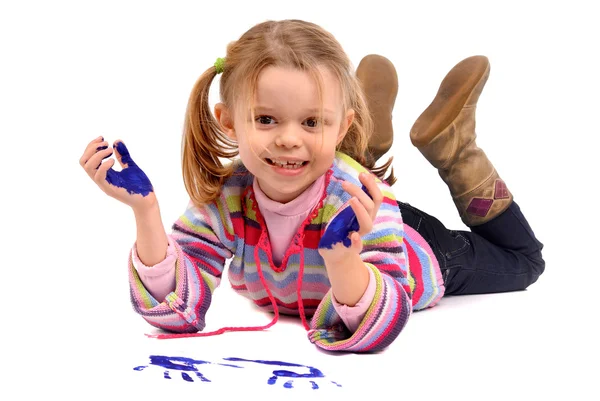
[182,19,396,206]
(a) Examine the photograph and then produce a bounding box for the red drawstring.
[146,240,279,340]
[296,240,310,331]
[253,233,281,328]
[146,316,279,339]
[146,179,327,340]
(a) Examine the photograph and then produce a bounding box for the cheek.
[238,132,269,160]
[322,129,341,150]
[314,139,338,162]
[244,134,263,153]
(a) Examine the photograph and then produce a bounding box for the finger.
[112,140,125,168]
[113,140,136,168]
[359,172,383,218]
[93,157,116,190]
[84,146,114,177]
[94,145,113,168]
[350,231,363,253]
[348,197,373,236]
[342,180,375,214]
[79,136,106,167]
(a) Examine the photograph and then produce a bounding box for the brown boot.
[357,54,398,164]
[409,55,512,226]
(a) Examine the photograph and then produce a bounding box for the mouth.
[265,158,309,170]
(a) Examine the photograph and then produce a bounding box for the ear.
[337,108,355,145]
[214,103,236,140]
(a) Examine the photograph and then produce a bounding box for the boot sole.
[410,55,490,148]
[357,54,398,159]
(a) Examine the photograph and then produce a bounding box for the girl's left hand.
[318,172,383,263]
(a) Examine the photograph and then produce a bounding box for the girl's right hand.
[79,136,156,211]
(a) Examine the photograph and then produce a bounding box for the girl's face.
[216,66,354,203]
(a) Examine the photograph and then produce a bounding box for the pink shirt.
[252,176,325,266]
[132,176,376,333]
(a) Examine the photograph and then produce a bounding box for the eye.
[303,117,321,128]
[256,115,276,125]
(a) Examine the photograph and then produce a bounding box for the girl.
[79,19,544,353]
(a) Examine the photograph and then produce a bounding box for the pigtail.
[182,66,239,207]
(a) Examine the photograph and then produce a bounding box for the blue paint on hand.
[105,141,153,196]
[318,184,371,249]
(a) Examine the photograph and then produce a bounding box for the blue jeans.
[398,201,545,295]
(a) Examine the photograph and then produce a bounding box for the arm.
[309,177,413,352]
[331,267,376,332]
[129,195,235,334]
[133,199,169,267]
[129,200,175,302]
[79,137,232,333]
[326,251,370,306]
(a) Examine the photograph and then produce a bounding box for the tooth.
[271,160,304,169]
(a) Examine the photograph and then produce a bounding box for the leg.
[406,55,545,294]
[410,55,511,226]
[399,201,544,295]
[356,54,398,164]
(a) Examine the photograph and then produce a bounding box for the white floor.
[2,1,598,399]
[5,266,593,400]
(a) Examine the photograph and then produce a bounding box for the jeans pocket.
[442,230,470,260]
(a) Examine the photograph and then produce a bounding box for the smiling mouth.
[265,158,309,169]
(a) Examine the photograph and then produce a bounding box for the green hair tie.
[214,57,225,74]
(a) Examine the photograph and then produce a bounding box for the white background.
[1,0,598,399]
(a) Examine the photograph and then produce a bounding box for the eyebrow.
[253,106,337,115]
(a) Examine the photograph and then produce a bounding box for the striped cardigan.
[129,152,444,352]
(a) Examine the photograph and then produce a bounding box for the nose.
[275,124,302,148]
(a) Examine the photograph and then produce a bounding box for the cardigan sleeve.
[128,194,238,334]
[308,181,413,352]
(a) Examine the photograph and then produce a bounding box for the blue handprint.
[224,357,342,389]
[134,355,242,383]
[134,355,342,389]
[105,141,153,196]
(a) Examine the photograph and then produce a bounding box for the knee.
[524,250,545,288]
